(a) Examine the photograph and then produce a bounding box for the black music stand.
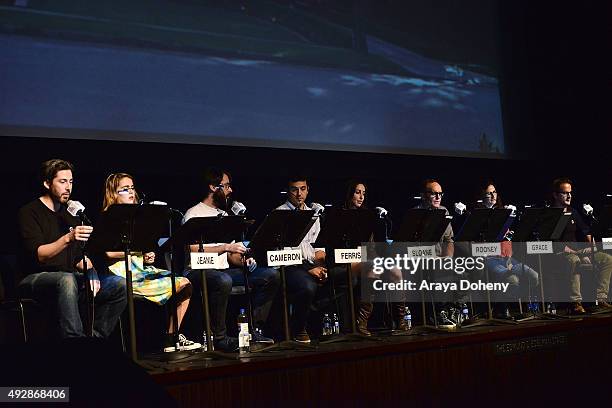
[591,205,612,314]
[161,215,249,360]
[248,209,317,352]
[87,204,169,361]
[314,208,381,343]
[455,208,516,327]
[512,207,571,320]
[394,208,451,334]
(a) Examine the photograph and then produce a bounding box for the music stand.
[512,207,571,319]
[161,215,249,360]
[455,208,516,327]
[314,208,381,343]
[248,209,317,352]
[394,208,451,334]
[87,204,169,361]
[591,205,612,314]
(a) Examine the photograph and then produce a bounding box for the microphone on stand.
[67,200,92,225]
[454,202,467,216]
[310,202,325,216]
[375,206,388,218]
[231,201,247,216]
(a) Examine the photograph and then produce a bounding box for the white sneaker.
[163,334,201,352]
[177,334,201,351]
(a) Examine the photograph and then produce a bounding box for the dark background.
[1,0,610,254]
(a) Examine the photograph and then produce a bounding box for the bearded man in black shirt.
[552,178,612,314]
[18,159,126,339]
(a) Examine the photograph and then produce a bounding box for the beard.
[212,188,228,211]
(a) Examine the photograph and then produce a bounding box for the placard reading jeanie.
[190,253,223,269]
[267,249,303,266]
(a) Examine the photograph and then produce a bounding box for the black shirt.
[18,198,83,276]
[557,207,591,250]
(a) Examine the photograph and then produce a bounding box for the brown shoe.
[596,300,612,309]
[293,329,311,344]
[570,302,586,315]
[356,302,373,336]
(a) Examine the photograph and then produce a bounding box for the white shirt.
[275,201,323,265]
[182,202,230,269]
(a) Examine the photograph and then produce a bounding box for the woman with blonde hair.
[103,172,200,352]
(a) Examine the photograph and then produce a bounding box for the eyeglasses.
[218,183,232,190]
[486,191,497,196]
[427,191,444,198]
[117,186,136,194]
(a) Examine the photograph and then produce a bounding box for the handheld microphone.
[454,202,467,215]
[310,202,325,216]
[231,201,247,216]
[67,200,92,225]
[375,206,388,218]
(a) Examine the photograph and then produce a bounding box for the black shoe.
[252,330,274,344]
[214,336,239,353]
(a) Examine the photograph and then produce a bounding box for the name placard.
[407,245,437,258]
[526,241,554,254]
[334,248,362,264]
[267,249,303,266]
[190,253,223,269]
[602,237,612,250]
[471,242,501,257]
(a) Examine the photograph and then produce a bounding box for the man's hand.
[308,266,327,282]
[143,252,156,264]
[246,257,257,273]
[581,256,592,264]
[68,225,93,243]
[87,269,101,297]
[225,242,247,254]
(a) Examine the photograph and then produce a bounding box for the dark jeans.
[186,266,279,339]
[18,270,126,339]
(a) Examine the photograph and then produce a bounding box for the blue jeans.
[486,257,539,300]
[285,265,320,333]
[185,266,279,339]
[18,270,126,339]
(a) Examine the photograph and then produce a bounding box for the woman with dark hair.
[102,173,200,352]
[475,180,539,310]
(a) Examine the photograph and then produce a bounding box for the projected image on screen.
[0,0,504,157]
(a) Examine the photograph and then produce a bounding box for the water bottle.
[546,302,552,314]
[237,308,250,354]
[550,303,557,315]
[404,306,412,330]
[333,313,340,335]
[202,332,214,351]
[461,303,469,323]
[322,313,332,336]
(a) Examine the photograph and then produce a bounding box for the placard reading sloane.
[334,248,362,264]
[471,242,501,257]
[267,249,303,266]
[407,245,437,258]
[190,252,223,269]
[603,237,612,250]
[526,241,553,254]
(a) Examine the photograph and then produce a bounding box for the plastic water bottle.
[550,303,557,315]
[404,306,412,330]
[237,308,250,354]
[461,303,470,323]
[322,313,332,336]
[202,332,214,351]
[333,313,340,335]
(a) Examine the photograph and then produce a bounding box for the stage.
[144,312,612,406]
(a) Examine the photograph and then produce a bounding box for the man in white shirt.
[276,175,327,343]
[183,168,279,352]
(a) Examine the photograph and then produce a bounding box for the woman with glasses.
[102,173,200,352]
[475,180,539,314]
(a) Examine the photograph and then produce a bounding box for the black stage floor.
[143,311,612,407]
